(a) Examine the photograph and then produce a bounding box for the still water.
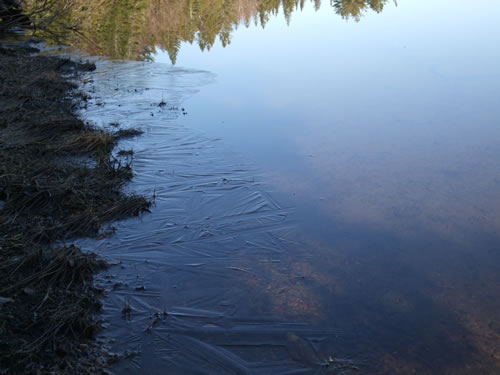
[59,0,500,373]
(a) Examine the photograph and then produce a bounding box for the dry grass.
[0,42,150,373]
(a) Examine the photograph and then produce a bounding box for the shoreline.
[0,38,150,373]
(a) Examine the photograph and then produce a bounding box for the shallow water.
[71,0,500,373]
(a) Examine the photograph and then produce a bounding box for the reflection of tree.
[332,0,392,21]
[25,0,396,62]
[332,0,367,21]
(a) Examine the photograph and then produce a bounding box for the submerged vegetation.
[16,0,395,63]
[0,41,150,372]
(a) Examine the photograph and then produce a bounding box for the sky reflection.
[157,0,500,240]
[152,1,500,372]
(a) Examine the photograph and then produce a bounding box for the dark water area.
[46,0,500,373]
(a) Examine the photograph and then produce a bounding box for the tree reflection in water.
[24,0,394,62]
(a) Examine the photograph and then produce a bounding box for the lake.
[43,0,500,373]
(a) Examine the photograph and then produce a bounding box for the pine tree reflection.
[25,0,395,61]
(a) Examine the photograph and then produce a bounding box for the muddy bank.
[0,41,150,373]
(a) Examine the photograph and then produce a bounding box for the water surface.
[61,0,500,373]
